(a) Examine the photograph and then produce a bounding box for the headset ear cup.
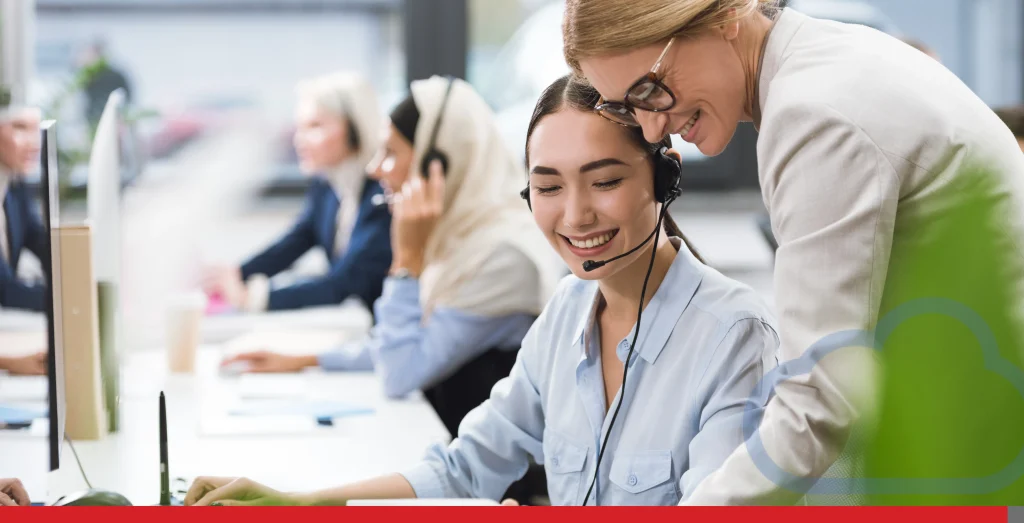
[520,186,532,211]
[654,147,683,203]
[420,150,449,178]
[347,118,360,151]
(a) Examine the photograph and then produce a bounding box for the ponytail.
[664,213,705,264]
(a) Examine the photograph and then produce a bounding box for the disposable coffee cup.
[166,291,206,373]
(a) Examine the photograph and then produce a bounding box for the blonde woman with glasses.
[563,0,1024,505]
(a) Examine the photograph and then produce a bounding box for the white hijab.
[296,71,382,257]
[410,76,560,318]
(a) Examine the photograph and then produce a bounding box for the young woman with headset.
[186,75,779,507]
[203,72,392,313]
[221,76,562,442]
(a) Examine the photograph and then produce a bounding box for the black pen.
[159,391,170,506]
[0,421,32,430]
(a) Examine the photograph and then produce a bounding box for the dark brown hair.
[525,75,704,263]
[994,105,1024,139]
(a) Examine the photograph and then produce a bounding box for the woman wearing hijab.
[560,0,1024,505]
[221,76,562,440]
[204,72,392,312]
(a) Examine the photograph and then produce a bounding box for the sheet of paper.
[227,399,374,418]
[236,374,307,399]
[0,376,48,402]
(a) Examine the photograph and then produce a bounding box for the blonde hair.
[563,0,780,75]
[294,71,381,167]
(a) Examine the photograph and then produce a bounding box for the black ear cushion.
[653,147,682,203]
[346,118,360,151]
[420,150,449,178]
[520,186,532,211]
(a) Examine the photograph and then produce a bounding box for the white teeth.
[569,232,614,249]
[681,110,700,135]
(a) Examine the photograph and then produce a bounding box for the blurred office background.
[2,0,1023,341]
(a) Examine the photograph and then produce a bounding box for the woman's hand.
[390,160,446,277]
[0,478,31,506]
[186,477,303,506]
[0,352,47,376]
[220,351,317,373]
[202,265,247,309]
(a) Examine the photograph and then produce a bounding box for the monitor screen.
[40,120,65,471]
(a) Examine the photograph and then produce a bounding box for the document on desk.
[0,376,48,402]
[228,399,374,418]
[199,399,374,437]
[236,374,306,399]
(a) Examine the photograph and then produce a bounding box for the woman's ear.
[718,8,741,40]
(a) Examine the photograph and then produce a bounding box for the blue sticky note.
[0,405,46,424]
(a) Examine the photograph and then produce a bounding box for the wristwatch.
[391,267,414,280]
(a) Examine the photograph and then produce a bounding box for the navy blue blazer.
[240,177,392,311]
[0,180,46,312]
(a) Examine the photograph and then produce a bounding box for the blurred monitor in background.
[994,105,1024,153]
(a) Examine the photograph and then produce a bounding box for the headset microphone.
[581,223,662,272]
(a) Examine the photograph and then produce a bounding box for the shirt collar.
[324,159,366,203]
[755,7,807,131]
[572,237,704,366]
[0,167,11,203]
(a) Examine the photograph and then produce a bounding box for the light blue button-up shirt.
[401,238,780,505]
[316,244,542,399]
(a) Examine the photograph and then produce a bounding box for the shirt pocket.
[608,450,679,505]
[542,428,589,505]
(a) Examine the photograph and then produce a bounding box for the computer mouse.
[219,360,250,377]
[52,488,133,506]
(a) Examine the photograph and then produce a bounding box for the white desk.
[0,346,450,505]
[200,301,373,345]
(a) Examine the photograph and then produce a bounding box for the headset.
[419,75,456,178]
[346,118,360,151]
[520,145,683,505]
[520,145,682,213]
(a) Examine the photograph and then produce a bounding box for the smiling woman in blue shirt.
[188,75,779,507]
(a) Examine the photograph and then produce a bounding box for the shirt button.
[552,457,560,467]
[627,474,638,486]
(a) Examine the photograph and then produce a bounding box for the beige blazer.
[685,8,1024,505]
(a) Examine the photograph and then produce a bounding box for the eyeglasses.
[594,37,678,128]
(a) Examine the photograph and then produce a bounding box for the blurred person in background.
[0,91,47,375]
[221,77,562,447]
[203,72,392,313]
[79,39,133,130]
[994,105,1024,153]
[0,92,45,314]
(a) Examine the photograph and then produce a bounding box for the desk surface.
[0,346,450,505]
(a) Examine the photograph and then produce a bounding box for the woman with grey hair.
[204,71,392,314]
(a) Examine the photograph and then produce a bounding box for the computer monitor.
[89,89,124,287]
[40,119,66,471]
[88,90,124,432]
